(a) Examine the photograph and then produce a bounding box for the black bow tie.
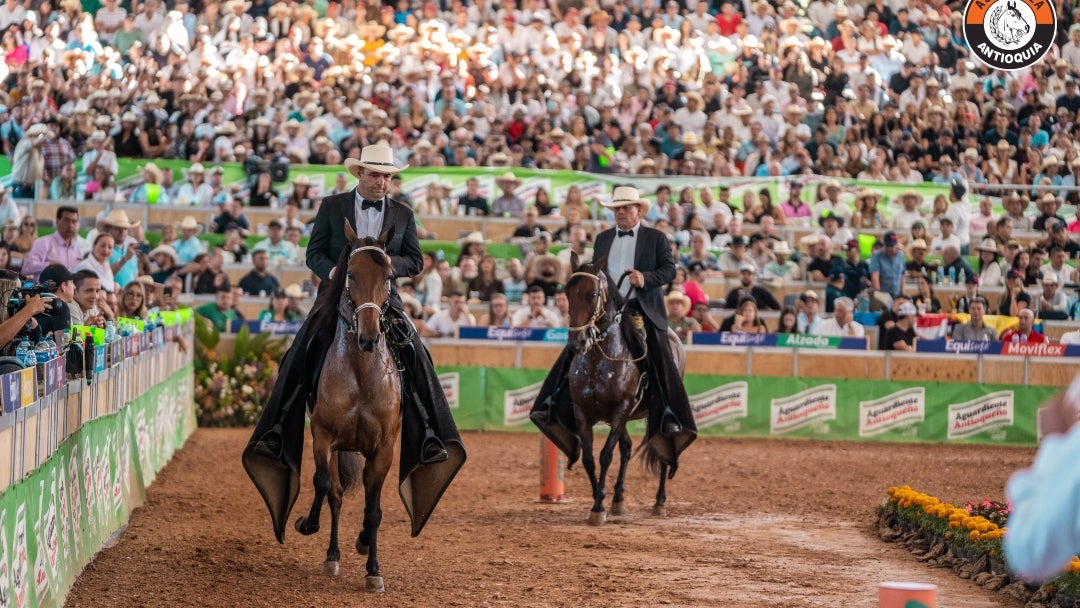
[617,229,634,238]
[361,199,383,212]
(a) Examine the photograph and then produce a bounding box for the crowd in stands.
[1,0,1080,346]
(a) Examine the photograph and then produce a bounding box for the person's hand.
[626,269,644,288]
[24,294,52,316]
[735,312,745,326]
[1038,390,1080,437]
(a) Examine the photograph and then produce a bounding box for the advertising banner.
[439,365,1053,446]
[0,366,194,607]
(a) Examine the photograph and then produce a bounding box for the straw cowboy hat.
[149,244,179,265]
[665,291,691,309]
[284,283,304,298]
[496,171,521,185]
[601,185,652,216]
[458,231,489,246]
[344,143,409,178]
[178,215,203,232]
[977,238,1000,254]
[140,162,163,183]
[103,209,140,230]
[184,162,206,176]
[293,174,311,186]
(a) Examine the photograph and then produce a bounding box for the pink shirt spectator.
[22,232,82,279]
[781,200,811,220]
[1068,219,1080,234]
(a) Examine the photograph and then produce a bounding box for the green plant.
[193,314,288,427]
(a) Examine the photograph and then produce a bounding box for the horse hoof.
[610,501,627,516]
[652,505,666,518]
[294,517,318,535]
[365,575,385,593]
[322,561,340,577]
[587,511,607,526]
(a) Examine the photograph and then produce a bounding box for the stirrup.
[420,433,448,465]
[253,428,284,460]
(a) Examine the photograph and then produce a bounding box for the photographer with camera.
[34,264,72,336]
[0,270,53,351]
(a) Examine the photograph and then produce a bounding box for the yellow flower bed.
[884,485,1080,576]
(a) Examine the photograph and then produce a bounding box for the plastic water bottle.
[1020,333,1028,343]
[15,339,32,368]
[857,294,869,312]
[947,266,956,285]
[46,336,58,358]
[1012,334,1020,343]
[958,269,966,285]
[105,321,117,343]
[34,339,50,364]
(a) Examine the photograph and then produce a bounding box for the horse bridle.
[342,245,392,339]
[566,270,646,363]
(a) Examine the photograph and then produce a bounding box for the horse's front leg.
[574,413,604,525]
[323,451,344,576]
[295,427,330,537]
[589,423,623,525]
[355,443,393,593]
[610,429,632,517]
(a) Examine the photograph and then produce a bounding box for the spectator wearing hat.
[796,290,823,334]
[814,297,865,338]
[952,297,998,342]
[824,269,847,313]
[890,190,925,232]
[23,206,80,280]
[175,163,213,206]
[148,244,180,284]
[81,129,117,178]
[870,231,906,298]
[882,301,918,351]
[814,211,854,251]
[492,172,525,218]
[999,269,1032,317]
[951,273,982,314]
[805,235,840,282]
[252,220,299,266]
[1036,275,1068,319]
[718,235,754,278]
[811,180,853,223]
[10,123,51,199]
[724,261,780,310]
[100,209,141,289]
[665,291,700,343]
[764,240,800,283]
[173,216,206,266]
[1001,309,1048,344]
[838,239,870,298]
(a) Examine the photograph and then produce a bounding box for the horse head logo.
[989,0,1031,47]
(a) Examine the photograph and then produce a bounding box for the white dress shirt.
[354,189,385,239]
[607,222,639,299]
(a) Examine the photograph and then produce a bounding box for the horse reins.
[566,271,647,364]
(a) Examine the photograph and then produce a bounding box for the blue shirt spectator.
[869,233,906,297]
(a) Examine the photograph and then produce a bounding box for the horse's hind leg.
[652,463,668,518]
[610,430,632,517]
[295,431,331,537]
[355,445,393,592]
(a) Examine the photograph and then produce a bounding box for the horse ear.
[570,251,580,272]
[594,256,607,273]
[344,220,358,244]
[378,225,396,249]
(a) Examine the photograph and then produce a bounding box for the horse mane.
[568,259,625,311]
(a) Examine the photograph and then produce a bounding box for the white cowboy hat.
[344,143,408,178]
[140,162,163,183]
[284,283,304,298]
[496,171,521,184]
[184,162,206,175]
[601,185,652,216]
[178,215,202,231]
[977,238,1000,253]
[148,244,179,265]
[103,209,140,230]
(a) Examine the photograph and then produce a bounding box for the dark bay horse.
[564,254,686,526]
[293,224,400,592]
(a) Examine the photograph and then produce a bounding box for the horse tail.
[635,441,664,478]
[337,451,363,494]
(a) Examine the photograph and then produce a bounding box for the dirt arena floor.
[64,429,1038,607]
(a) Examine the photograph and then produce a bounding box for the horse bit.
[566,271,647,364]
[341,245,409,373]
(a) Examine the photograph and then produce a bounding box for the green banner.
[0,364,194,607]
[439,366,1052,446]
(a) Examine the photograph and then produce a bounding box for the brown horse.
[564,254,686,526]
[293,224,400,592]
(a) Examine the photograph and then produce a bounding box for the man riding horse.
[531,185,697,473]
[243,143,466,541]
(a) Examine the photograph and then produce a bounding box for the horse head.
[343,221,395,352]
[565,253,617,355]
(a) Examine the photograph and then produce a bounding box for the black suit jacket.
[306,191,423,309]
[593,225,676,330]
